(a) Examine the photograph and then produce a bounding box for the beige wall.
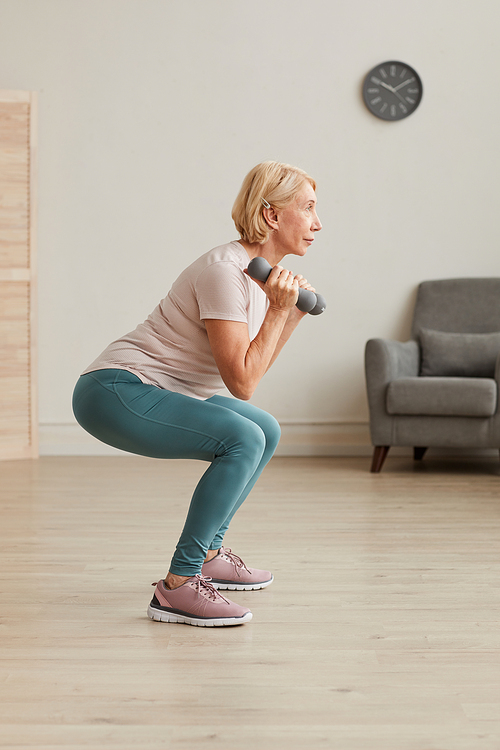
[1,0,499,454]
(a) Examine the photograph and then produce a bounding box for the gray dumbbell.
[247,257,326,315]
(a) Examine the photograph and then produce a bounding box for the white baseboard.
[275,421,373,456]
[39,421,377,457]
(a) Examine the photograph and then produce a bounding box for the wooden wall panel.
[0,91,37,459]
[0,102,30,269]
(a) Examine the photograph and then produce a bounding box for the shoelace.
[222,548,251,578]
[192,574,231,603]
[152,574,231,603]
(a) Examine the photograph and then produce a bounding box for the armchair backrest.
[411,278,500,338]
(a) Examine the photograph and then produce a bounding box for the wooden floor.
[1,455,500,750]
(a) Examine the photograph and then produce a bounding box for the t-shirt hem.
[199,313,249,322]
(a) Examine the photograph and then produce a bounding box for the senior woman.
[72,160,322,627]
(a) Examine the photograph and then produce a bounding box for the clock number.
[399,103,408,114]
[406,97,415,104]
[367,88,379,94]
[380,68,388,79]
[390,104,396,117]
[370,97,382,105]
[399,68,407,78]
[379,103,388,114]
[390,65,396,77]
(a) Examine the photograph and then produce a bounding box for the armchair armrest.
[495,352,500,416]
[364,339,420,446]
[365,338,420,383]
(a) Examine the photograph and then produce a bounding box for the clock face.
[363,61,423,121]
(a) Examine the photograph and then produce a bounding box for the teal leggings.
[72,369,281,576]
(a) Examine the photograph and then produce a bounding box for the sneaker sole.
[147,604,253,627]
[210,575,274,591]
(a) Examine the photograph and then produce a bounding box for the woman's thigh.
[72,370,266,461]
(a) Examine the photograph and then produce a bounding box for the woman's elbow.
[225,376,257,401]
[229,384,255,401]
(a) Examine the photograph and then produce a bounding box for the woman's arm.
[205,268,310,401]
[264,304,307,371]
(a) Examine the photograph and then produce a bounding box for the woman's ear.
[262,206,279,231]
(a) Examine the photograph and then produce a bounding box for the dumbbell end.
[247,256,271,282]
[296,288,317,313]
[308,293,326,316]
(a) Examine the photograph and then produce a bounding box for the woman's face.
[275,182,322,257]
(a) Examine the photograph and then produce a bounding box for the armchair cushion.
[387,377,497,417]
[420,328,500,377]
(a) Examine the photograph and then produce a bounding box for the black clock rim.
[363,60,423,121]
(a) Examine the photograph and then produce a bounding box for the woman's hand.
[245,264,299,312]
[245,264,316,314]
[286,274,316,321]
[293,274,315,294]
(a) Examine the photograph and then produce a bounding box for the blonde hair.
[232,161,317,244]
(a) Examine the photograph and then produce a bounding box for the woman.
[72,160,322,627]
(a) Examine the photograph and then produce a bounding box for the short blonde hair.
[232,161,317,244]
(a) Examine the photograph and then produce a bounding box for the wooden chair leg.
[414,447,428,461]
[370,446,390,473]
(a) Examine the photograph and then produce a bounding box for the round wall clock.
[362,61,423,121]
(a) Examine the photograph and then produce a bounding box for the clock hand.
[378,80,396,93]
[374,79,409,105]
[393,77,416,92]
[381,81,408,105]
[392,89,409,105]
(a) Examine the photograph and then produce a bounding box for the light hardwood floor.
[1,455,500,750]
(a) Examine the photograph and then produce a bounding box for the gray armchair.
[365,278,500,472]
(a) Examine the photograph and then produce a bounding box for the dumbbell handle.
[247,257,326,316]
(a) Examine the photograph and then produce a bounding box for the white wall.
[1,0,499,455]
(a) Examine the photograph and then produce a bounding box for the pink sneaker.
[201,547,274,591]
[147,574,252,627]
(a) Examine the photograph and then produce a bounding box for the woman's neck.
[237,238,284,267]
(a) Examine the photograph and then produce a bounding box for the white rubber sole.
[211,575,274,591]
[147,604,253,627]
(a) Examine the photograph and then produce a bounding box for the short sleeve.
[196,261,249,322]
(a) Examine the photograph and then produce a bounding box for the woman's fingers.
[265,266,298,309]
[293,274,315,293]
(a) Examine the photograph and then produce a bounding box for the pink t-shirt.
[82,241,268,399]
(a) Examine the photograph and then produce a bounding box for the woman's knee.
[243,408,281,457]
[259,412,281,452]
[212,396,281,455]
[222,416,267,465]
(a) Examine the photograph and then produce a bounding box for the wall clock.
[362,61,423,121]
